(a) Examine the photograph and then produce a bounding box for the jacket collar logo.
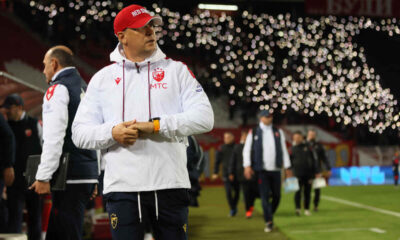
[115,77,121,85]
[152,68,165,82]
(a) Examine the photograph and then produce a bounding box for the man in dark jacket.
[2,94,42,240]
[29,46,98,240]
[213,132,239,216]
[393,151,399,187]
[187,135,205,207]
[291,131,317,216]
[229,130,258,218]
[306,129,331,211]
[0,112,16,232]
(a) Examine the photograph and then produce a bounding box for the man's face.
[293,133,303,145]
[307,130,316,141]
[119,22,157,56]
[6,105,21,121]
[240,131,248,143]
[260,116,273,125]
[43,53,56,84]
[223,133,234,145]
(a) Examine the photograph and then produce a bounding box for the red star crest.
[46,84,58,101]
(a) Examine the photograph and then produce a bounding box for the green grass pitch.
[188,185,400,240]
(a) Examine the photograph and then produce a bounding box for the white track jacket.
[72,44,214,193]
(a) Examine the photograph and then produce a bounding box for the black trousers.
[295,177,312,210]
[314,188,321,208]
[257,171,281,223]
[7,187,42,240]
[0,180,7,233]
[105,189,189,240]
[45,183,95,240]
[241,179,258,211]
[223,180,240,211]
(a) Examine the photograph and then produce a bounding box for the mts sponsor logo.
[327,0,393,17]
[151,83,168,89]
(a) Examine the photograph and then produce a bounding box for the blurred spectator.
[306,129,331,211]
[393,151,399,187]
[243,110,292,233]
[229,130,259,218]
[187,135,205,207]
[291,131,317,217]
[2,94,43,240]
[213,132,239,217]
[0,112,16,232]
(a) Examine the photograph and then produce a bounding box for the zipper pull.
[135,63,140,73]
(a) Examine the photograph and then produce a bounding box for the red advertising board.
[305,0,400,18]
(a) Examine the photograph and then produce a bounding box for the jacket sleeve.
[0,114,15,170]
[72,73,117,150]
[214,148,222,174]
[242,130,253,168]
[318,143,331,170]
[228,146,237,175]
[159,64,214,139]
[280,129,291,169]
[36,85,69,181]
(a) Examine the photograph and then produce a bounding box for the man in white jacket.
[72,4,214,240]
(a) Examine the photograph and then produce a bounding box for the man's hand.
[128,122,154,134]
[285,169,293,178]
[112,120,139,145]
[29,180,51,195]
[211,174,218,181]
[244,167,254,180]
[3,167,15,187]
[327,170,332,178]
[90,184,98,200]
[228,174,234,182]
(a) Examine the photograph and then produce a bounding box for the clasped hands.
[112,119,155,146]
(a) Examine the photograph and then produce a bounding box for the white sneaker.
[264,223,273,232]
[304,210,311,216]
[144,233,153,240]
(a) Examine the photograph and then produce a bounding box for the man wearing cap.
[29,46,98,240]
[243,110,292,233]
[72,4,214,240]
[2,94,43,240]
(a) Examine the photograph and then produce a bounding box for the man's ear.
[50,58,58,72]
[117,31,127,45]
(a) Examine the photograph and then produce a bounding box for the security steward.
[2,94,42,240]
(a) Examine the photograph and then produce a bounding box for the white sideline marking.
[291,228,386,234]
[322,195,400,218]
[370,228,386,234]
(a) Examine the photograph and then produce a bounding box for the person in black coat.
[393,151,399,187]
[213,132,239,216]
[307,129,331,211]
[187,135,205,207]
[291,131,317,216]
[229,130,259,218]
[0,112,16,232]
[2,94,43,240]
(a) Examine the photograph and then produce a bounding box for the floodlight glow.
[198,4,238,11]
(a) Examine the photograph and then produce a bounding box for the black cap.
[2,94,24,109]
[258,110,272,118]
